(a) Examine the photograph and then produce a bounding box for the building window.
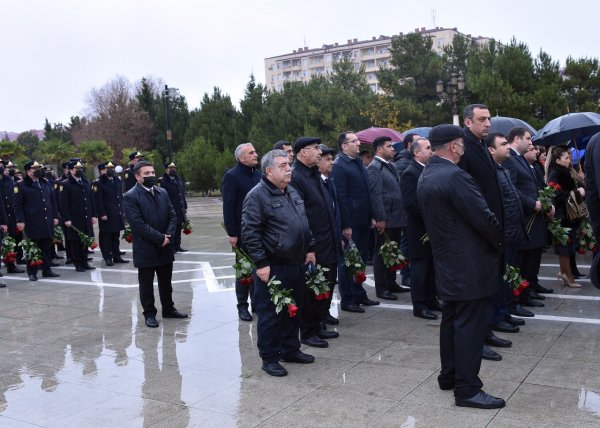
[363,59,376,68]
[377,59,388,67]
[437,38,444,48]
[378,46,388,54]
[302,57,308,66]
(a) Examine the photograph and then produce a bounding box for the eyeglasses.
[345,138,360,144]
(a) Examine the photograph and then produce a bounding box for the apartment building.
[264,27,490,93]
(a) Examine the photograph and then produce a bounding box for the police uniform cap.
[429,124,465,146]
[294,137,321,154]
[164,162,176,169]
[24,160,41,171]
[61,161,70,169]
[318,144,336,156]
[7,161,15,168]
[106,161,114,168]
[128,151,143,160]
[97,162,107,171]
[69,161,84,169]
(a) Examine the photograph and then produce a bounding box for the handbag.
[566,190,588,221]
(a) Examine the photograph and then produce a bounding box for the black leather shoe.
[281,351,315,364]
[28,274,38,281]
[522,297,544,308]
[113,257,129,263]
[376,291,398,300]
[238,309,253,321]
[301,336,329,348]
[506,316,525,326]
[341,304,365,313]
[414,308,438,320]
[0,283,5,288]
[318,329,339,339]
[53,254,65,260]
[533,283,553,294]
[456,391,506,409]
[75,266,86,272]
[119,251,126,255]
[49,262,60,267]
[145,316,159,328]
[42,269,60,278]
[482,345,502,361]
[178,248,189,253]
[359,298,380,306]
[7,266,25,274]
[262,361,287,376]
[510,305,535,317]
[162,309,188,319]
[388,283,411,293]
[485,333,512,348]
[528,290,545,300]
[492,321,520,333]
[83,264,96,270]
[427,301,443,312]
[325,314,339,325]
[104,258,114,266]
[401,277,411,287]
[65,257,72,265]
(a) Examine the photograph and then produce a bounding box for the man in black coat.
[400,137,440,320]
[0,161,24,275]
[222,143,261,321]
[241,150,316,377]
[158,162,188,253]
[331,131,379,312]
[14,161,60,281]
[60,161,97,272]
[123,151,143,193]
[291,137,341,349]
[418,124,505,410]
[123,161,188,328]
[584,132,600,288]
[93,162,128,266]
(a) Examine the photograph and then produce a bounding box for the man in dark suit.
[222,143,261,321]
[123,161,188,328]
[584,132,600,288]
[367,136,407,301]
[419,124,505,410]
[123,151,143,192]
[401,138,440,319]
[331,131,379,312]
[93,161,128,266]
[159,162,188,253]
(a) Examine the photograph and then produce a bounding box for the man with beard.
[158,162,188,253]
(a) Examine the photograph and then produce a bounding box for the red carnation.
[287,303,298,318]
[577,248,586,254]
[183,229,192,235]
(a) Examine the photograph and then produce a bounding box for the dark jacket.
[418,156,503,301]
[222,162,261,240]
[59,175,96,240]
[495,163,527,246]
[585,132,600,238]
[158,173,187,223]
[331,153,372,229]
[393,149,412,178]
[241,177,314,269]
[123,164,137,193]
[93,174,125,233]
[123,183,177,268]
[548,164,580,227]
[0,175,14,231]
[367,156,405,228]
[400,160,431,259]
[291,160,340,266]
[14,176,56,240]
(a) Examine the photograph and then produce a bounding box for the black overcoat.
[93,174,125,233]
[400,160,432,260]
[59,175,95,240]
[158,173,187,224]
[14,176,56,240]
[331,153,372,229]
[585,132,600,238]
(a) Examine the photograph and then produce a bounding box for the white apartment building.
[264,27,491,93]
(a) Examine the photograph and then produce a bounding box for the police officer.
[60,161,97,272]
[0,160,24,274]
[56,161,72,263]
[14,161,60,281]
[93,161,128,266]
[123,151,143,192]
[158,162,188,252]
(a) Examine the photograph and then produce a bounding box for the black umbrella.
[532,112,600,147]
[489,116,537,137]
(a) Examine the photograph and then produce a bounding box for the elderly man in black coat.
[585,132,600,288]
[123,161,187,328]
[418,124,505,410]
[400,137,440,319]
[159,162,188,253]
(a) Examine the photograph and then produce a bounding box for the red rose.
[183,229,192,235]
[512,289,520,296]
[577,248,586,254]
[354,271,367,284]
[126,236,133,243]
[288,303,298,318]
[548,181,557,188]
[90,242,98,250]
[324,291,331,299]
[555,184,562,190]
[315,293,324,301]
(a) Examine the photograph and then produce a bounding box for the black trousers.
[438,297,491,399]
[254,263,304,362]
[67,239,87,268]
[138,263,174,317]
[99,231,121,260]
[317,264,337,323]
[373,227,402,295]
[173,221,182,250]
[235,250,255,311]
[519,247,543,303]
[61,226,71,259]
[409,256,437,311]
[26,238,53,276]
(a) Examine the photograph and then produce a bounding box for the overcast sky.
[1,0,597,133]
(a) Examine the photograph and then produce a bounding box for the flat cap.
[318,144,336,156]
[273,140,291,150]
[429,124,465,146]
[294,137,321,154]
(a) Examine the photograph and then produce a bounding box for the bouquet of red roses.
[2,236,18,264]
[70,225,98,250]
[122,224,133,243]
[504,265,529,296]
[232,246,254,285]
[379,233,409,271]
[53,226,63,245]
[344,240,367,285]
[532,184,571,246]
[267,276,298,317]
[305,264,331,300]
[18,238,43,267]
[182,219,192,235]
[576,218,598,254]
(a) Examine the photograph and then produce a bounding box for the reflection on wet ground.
[0,198,599,427]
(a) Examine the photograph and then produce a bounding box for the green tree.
[238,74,266,140]
[562,57,600,112]
[175,137,218,194]
[77,140,114,179]
[34,139,75,171]
[16,131,40,158]
[531,50,565,127]
[0,140,25,160]
[43,119,72,142]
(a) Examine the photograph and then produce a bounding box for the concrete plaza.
[1,197,600,427]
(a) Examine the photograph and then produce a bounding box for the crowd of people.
[221,103,599,411]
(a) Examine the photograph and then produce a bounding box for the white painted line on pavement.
[541,263,591,268]
[539,276,590,283]
[543,293,600,301]
[3,275,134,288]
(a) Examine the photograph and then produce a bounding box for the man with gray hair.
[222,143,260,321]
[242,149,316,377]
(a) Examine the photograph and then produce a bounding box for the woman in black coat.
[547,146,586,287]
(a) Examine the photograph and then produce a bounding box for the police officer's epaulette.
[156,178,163,187]
[92,180,99,192]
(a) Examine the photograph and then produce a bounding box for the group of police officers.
[0,151,188,285]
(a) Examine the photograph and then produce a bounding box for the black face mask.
[8,170,15,177]
[142,176,157,187]
[32,169,42,178]
[40,170,47,179]
[106,169,116,177]
[47,173,56,180]
[168,170,177,177]
[74,170,84,178]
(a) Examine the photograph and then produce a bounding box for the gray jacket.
[367,157,405,228]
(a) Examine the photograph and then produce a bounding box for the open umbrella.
[533,112,600,147]
[489,116,537,137]
[402,127,432,138]
[356,127,403,144]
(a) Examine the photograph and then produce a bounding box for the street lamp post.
[436,73,465,126]
[163,85,179,162]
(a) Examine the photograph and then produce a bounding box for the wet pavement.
[1,197,600,427]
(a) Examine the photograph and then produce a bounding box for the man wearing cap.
[158,162,188,253]
[56,161,72,263]
[0,160,25,274]
[124,151,143,192]
[291,137,341,348]
[93,162,128,266]
[14,161,61,281]
[418,124,505,409]
[60,161,97,272]
[273,140,294,164]
[222,143,260,321]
